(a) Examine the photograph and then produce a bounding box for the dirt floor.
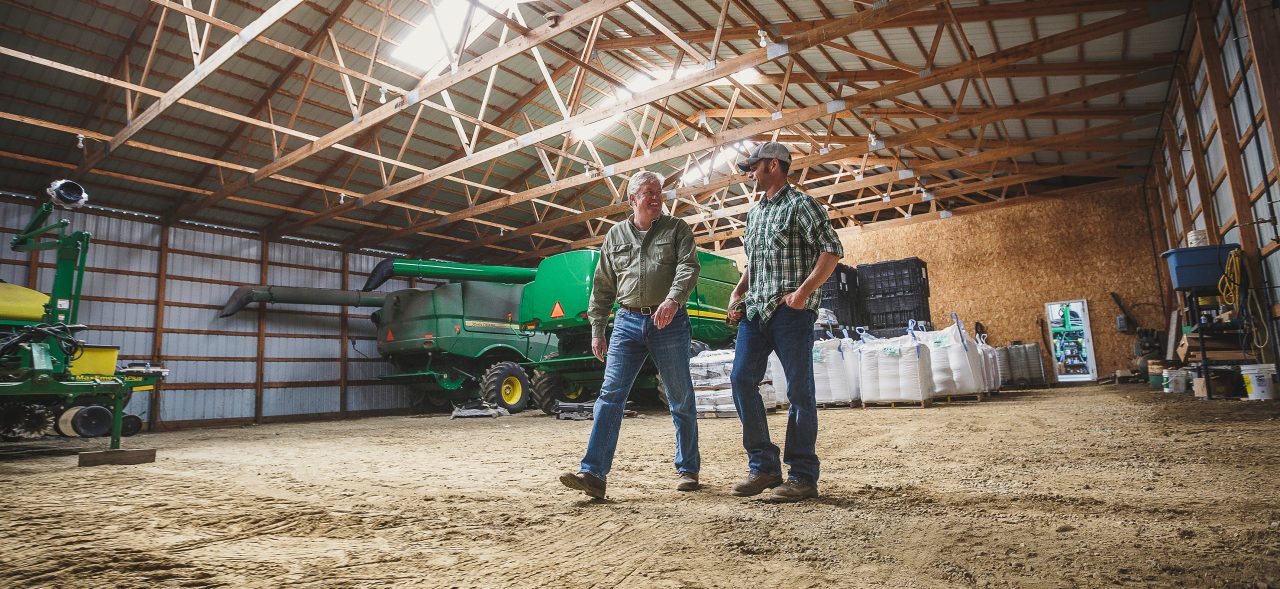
[2,384,1279,588]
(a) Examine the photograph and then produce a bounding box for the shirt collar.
[763,184,791,204]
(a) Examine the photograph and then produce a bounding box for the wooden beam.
[76,0,307,176]
[360,54,1171,252]
[1196,0,1260,257]
[1241,0,1280,181]
[591,0,1157,51]
[193,0,633,219]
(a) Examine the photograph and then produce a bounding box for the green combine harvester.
[1,180,166,446]
[223,248,741,415]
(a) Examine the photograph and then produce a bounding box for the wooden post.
[1242,0,1280,170]
[1196,0,1263,263]
[148,224,169,432]
[255,237,268,424]
[1174,64,1220,240]
[339,252,349,418]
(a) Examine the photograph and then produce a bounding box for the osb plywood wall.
[721,184,1166,380]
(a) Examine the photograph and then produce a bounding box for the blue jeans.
[580,308,700,480]
[730,304,820,484]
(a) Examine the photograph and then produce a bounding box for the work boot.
[676,472,700,492]
[767,478,818,503]
[560,471,606,499]
[731,471,783,496]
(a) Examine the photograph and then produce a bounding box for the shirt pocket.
[609,243,635,272]
[653,238,675,264]
[768,214,792,249]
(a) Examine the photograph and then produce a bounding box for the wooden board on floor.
[862,399,932,408]
[78,448,156,467]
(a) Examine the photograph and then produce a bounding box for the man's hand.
[781,290,808,310]
[592,337,607,362]
[727,293,745,323]
[653,298,681,330]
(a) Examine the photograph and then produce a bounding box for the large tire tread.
[481,361,531,413]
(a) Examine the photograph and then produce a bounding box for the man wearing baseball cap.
[726,141,843,502]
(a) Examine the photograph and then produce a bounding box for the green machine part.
[3,183,163,447]
[363,258,538,291]
[518,249,741,346]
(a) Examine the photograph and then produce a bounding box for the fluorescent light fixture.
[392,0,516,76]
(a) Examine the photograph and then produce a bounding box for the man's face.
[631,180,663,217]
[747,158,779,187]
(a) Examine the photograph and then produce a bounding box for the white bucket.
[1186,229,1208,247]
[1240,364,1276,400]
[1162,368,1189,394]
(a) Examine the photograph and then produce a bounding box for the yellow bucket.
[70,345,120,376]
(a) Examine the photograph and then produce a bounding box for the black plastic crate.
[863,324,933,340]
[817,264,857,326]
[856,257,928,299]
[862,292,930,329]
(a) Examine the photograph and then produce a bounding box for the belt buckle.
[639,306,654,315]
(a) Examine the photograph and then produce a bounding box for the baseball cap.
[736,141,792,172]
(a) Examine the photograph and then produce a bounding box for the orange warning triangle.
[550,301,565,319]
[385,327,395,342]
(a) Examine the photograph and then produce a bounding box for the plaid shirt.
[744,184,844,323]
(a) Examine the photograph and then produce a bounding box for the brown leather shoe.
[560,471,606,499]
[767,478,818,502]
[676,472,700,492]
[731,471,783,496]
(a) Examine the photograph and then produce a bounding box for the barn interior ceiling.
[0,0,1187,263]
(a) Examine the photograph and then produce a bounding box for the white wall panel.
[265,336,336,358]
[160,388,254,421]
[265,312,341,335]
[83,270,157,301]
[347,385,412,412]
[166,277,239,306]
[87,243,155,274]
[263,387,340,416]
[163,360,256,384]
[347,360,391,380]
[163,333,257,358]
[265,361,340,382]
[79,301,154,329]
[164,305,232,332]
[268,264,341,289]
[169,253,258,284]
[75,211,161,246]
[272,243,341,268]
[170,227,260,260]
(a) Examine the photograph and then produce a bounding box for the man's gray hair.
[626,170,665,199]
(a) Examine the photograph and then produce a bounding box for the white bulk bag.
[834,337,861,402]
[813,339,840,403]
[869,334,933,402]
[859,344,880,403]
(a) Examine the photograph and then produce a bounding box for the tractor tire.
[481,361,531,413]
[530,370,563,415]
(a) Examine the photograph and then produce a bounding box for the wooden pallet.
[816,401,858,409]
[697,406,779,419]
[861,398,932,408]
[697,410,740,419]
[934,392,985,403]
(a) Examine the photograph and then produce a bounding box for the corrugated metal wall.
[0,195,413,429]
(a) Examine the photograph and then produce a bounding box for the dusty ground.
[2,384,1279,588]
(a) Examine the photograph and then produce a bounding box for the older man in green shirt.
[727,141,843,502]
[559,170,702,499]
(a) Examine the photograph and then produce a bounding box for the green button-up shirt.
[744,184,844,323]
[588,214,701,339]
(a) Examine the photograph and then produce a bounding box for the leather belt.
[618,304,657,315]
